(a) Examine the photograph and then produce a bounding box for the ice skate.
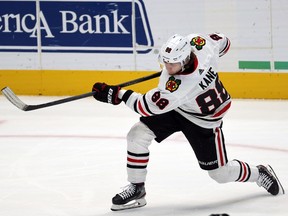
[111,183,146,211]
[257,165,285,195]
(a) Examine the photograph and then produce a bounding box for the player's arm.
[91,82,181,116]
[209,33,231,57]
[119,88,181,117]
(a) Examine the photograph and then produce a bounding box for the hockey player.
[92,33,285,211]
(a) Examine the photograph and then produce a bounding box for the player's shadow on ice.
[181,193,268,211]
[104,193,269,215]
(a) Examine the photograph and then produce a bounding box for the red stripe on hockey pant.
[216,127,225,166]
[137,100,150,117]
[213,101,231,117]
[239,162,248,182]
[127,157,149,163]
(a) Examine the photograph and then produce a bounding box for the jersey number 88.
[196,77,229,114]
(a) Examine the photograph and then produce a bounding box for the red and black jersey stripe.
[219,38,231,57]
[133,95,155,117]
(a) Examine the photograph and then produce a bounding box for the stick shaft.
[1,71,161,111]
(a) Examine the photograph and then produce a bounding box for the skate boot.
[257,165,285,195]
[111,183,146,211]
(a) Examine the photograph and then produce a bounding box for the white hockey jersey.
[121,33,231,129]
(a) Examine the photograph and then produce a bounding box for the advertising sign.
[0,0,154,53]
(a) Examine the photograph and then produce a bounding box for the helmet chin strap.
[180,55,191,72]
[180,65,185,72]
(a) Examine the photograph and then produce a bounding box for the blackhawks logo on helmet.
[166,76,181,92]
[190,36,206,50]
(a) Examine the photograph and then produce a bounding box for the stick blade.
[1,87,28,111]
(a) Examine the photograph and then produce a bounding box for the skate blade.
[267,165,285,195]
[111,198,147,211]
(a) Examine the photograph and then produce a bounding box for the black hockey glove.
[92,82,122,105]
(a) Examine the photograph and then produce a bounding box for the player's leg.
[111,121,153,211]
[126,121,155,183]
[111,111,181,211]
[207,159,258,183]
[180,116,284,195]
[126,111,181,183]
[205,127,284,195]
[208,160,284,195]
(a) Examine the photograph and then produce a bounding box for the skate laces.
[118,184,136,200]
[258,172,273,190]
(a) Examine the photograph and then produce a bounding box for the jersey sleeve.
[121,87,182,117]
[209,33,231,57]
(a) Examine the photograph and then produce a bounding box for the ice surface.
[0,96,287,216]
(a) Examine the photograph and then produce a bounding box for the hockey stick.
[1,71,161,111]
